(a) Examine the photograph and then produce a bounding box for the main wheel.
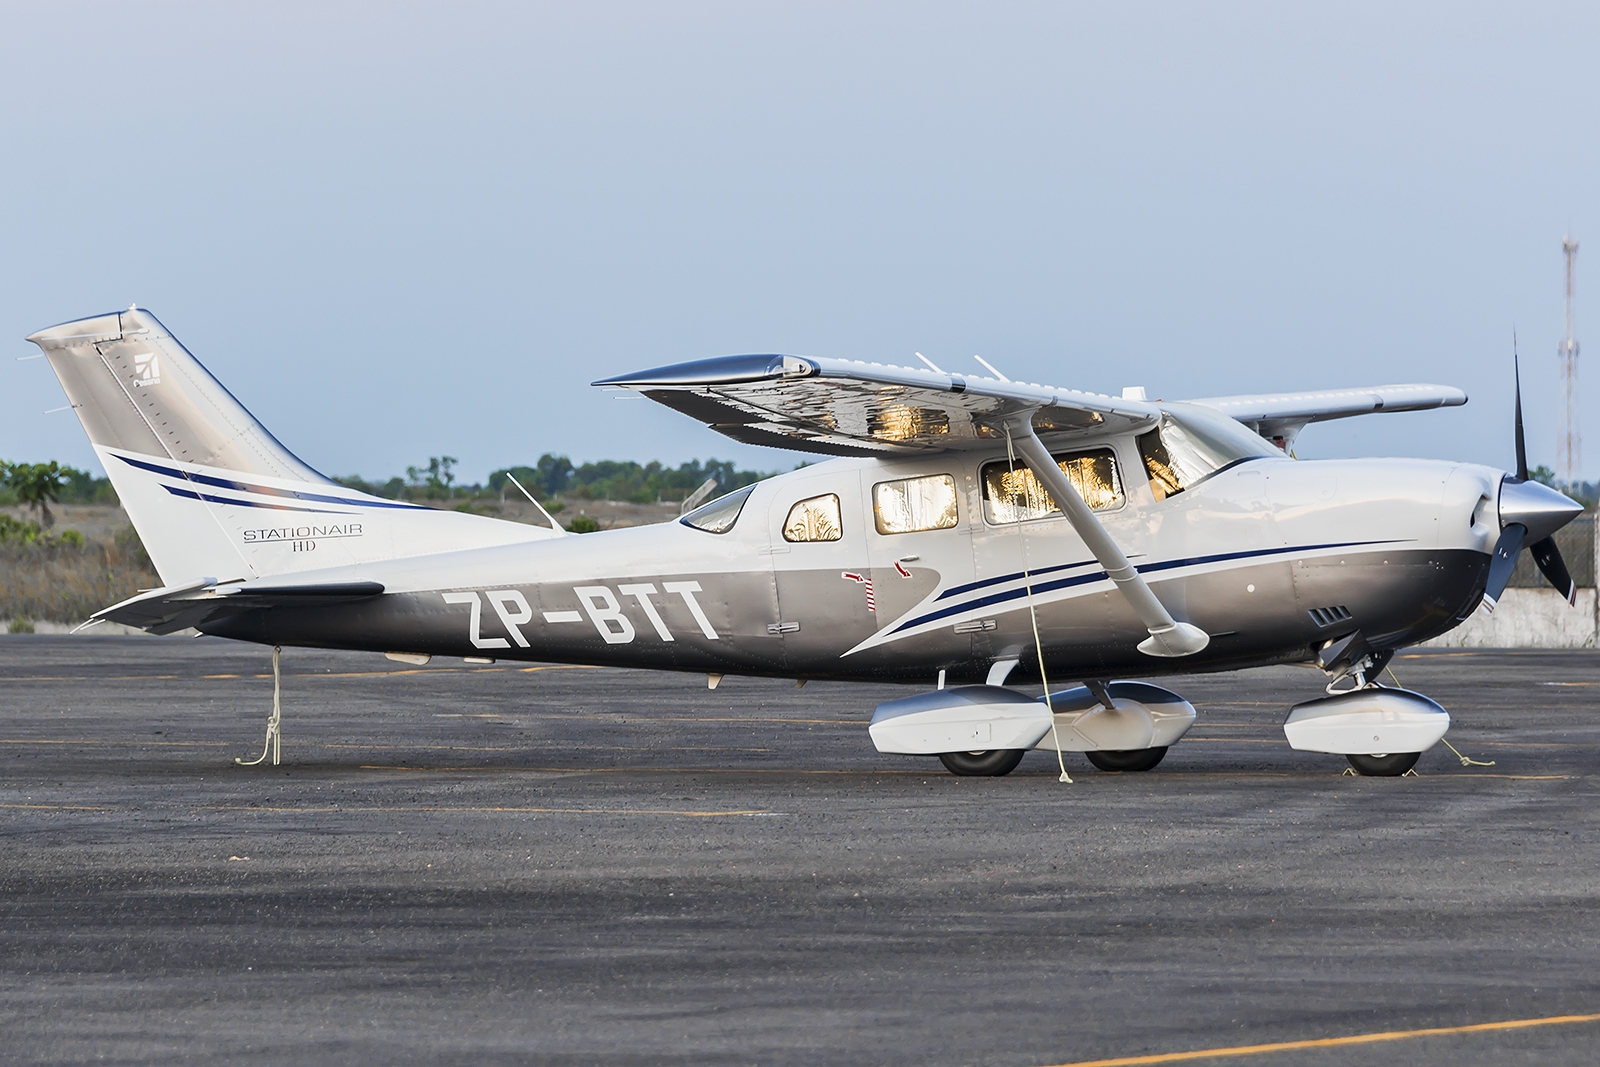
[1084,747,1168,772]
[938,749,1027,777]
[1345,752,1420,777]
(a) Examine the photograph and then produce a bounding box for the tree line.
[335,454,778,503]
[1,455,780,518]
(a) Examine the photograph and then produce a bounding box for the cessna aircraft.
[25,307,1586,776]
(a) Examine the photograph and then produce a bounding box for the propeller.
[1483,348,1582,610]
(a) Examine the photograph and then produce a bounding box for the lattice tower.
[1558,236,1580,490]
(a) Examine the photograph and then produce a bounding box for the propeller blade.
[1514,345,1528,482]
[1482,523,1526,612]
[1530,535,1578,606]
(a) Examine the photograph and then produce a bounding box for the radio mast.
[1558,236,1580,491]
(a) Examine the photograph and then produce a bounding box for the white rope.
[1005,425,1072,784]
[236,645,282,767]
[1387,665,1493,767]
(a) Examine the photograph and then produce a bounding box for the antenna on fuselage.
[914,352,944,374]
[504,471,569,536]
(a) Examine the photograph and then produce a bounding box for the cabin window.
[1138,404,1278,501]
[873,474,959,534]
[981,449,1123,524]
[680,484,755,534]
[783,493,843,542]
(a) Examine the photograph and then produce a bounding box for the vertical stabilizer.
[26,307,328,481]
[26,308,558,586]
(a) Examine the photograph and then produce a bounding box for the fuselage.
[206,436,1504,687]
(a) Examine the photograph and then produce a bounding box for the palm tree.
[4,461,68,528]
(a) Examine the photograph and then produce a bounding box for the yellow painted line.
[205,804,769,817]
[1038,1010,1600,1067]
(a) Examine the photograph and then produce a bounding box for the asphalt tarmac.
[2,637,1598,1066]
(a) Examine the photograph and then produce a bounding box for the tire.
[938,749,1027,777]
[1084,747,1168,772]
[1345,752,1420,777]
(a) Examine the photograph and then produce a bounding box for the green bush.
[0,515,43,544]
[565,515,602,534]
[8,616,36,634]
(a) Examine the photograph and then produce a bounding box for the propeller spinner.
[1483,354,1586,610]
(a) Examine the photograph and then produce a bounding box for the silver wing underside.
[596,355,1159,455]
[598,354,1467,456]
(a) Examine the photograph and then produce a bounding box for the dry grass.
[0,526,159,624]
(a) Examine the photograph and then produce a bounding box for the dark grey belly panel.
[204,548,1490,685]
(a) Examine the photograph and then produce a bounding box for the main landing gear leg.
[236,646,282,767]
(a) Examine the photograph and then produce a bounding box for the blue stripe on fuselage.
[895,539,1408,634]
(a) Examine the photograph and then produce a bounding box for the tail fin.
[27,307,555,585]
[27,306,328,482]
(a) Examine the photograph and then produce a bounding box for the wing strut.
[1002,414,1209,658]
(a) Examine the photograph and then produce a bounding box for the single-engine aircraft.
[25,307,1586,776]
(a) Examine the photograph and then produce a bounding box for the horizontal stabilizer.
[90,578,385,635]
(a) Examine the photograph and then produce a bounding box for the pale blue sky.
[3,2,1597,482]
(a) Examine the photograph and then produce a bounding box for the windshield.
[1138,403,1278,501]
[679,484,756,534]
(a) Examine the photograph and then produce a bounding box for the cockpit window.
[1138,403,1278,501]
[981,449,1123,524]
[680,484,755,534]
[783,493,843,542]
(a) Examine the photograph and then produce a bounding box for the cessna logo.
[443,583,719,649]
[132,351,160,386]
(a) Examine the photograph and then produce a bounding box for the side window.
[980,448,1123,524]
[873,474,959,534]
[680,484,755,533]
[783,493,842,542]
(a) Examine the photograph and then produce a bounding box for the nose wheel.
[1345,752,1420,776]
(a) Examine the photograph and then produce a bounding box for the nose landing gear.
[1289,639,1448,776]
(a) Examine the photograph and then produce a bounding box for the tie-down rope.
[1005,425,1072,784]
[1387,665,1494,767]
[236,645,282,767]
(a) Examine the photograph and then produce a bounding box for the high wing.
[1188,384,1467,448]
[85,578,385,635]
[594,355,1160,455]
[597,356,1465,455]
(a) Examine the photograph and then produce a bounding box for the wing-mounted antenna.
[973,355,1010,381]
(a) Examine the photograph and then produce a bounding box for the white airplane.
[26,307,1584,776]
